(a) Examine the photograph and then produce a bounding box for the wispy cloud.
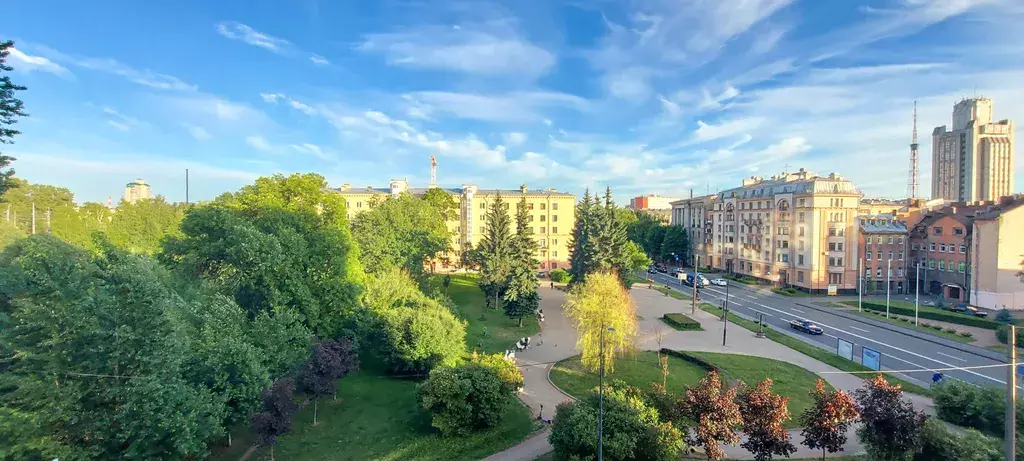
[7,47,71,76]
[245,135,273,152]
[182,123,211,140]
[216,21,291,52]
[356,22,555,79]
[503,132,528,146]
[101,107,145,131]
[260,92,316,115]
[310,54,329,66]
[404,91,587,123]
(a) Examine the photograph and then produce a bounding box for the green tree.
[854,374,926,461]
[503,195,539,327]
[351,192,451,278]
[0,236,224,460]
[477,191,513,310]
[738,378,797,461]
[422,187,459,221]
[0,217,24,250]
[362,269,466,372]
[800,380,860,461]
[0,41,27,197]
[568,188,598,286]
[563,271,637,373]
[593,187,630,283]
[684,370,743,460]
[915,418,1001,461]
[627,212,660,252]
[644,225,668,261]
[549,385,685,461]
[549,267,571,283]
[661,225,690,263]
[161,174,364,338]
[624,240,652,275]
[105,196,184,254]
[418,353,523,435]
[49,204,103,250]
[0,178,75,233]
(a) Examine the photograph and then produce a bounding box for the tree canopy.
[0,41,27,197]
[502,195,540,327]
[563,271,637,373]
[350,192,451,278]
[476,192,514,309]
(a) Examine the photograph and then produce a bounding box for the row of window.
[866,235,904,245]
[931,226,964,236]
[864,268,905,278]
[865,252,903,261]
[480,202,559,211]
[481,226,559,234]
[911,242,966,254]
[481,213,559,222]
[915,259,967,273]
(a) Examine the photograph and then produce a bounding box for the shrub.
[841,301,1000,329]
[930,325,943,331]
[996,324,1024,346]
[933,380,1006,436]
[995,309,1014,324]
[915,417,1001,461]
[549,268,571,283]
[550,386,685,461]
[959,331,973,338]
[920,322,931,328]
[945,328,958,334]
[418,353,523,436]
[661,313,703,331]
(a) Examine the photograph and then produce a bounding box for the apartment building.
[123,178,152,204]
[707,169,862,294]
[857,214,909,295]
[630,194,680,211]
[908,206,976,302]
[669,194,717,270]
[932,97,1015,202]
[971,197,1024,310]
[333,180,576,271]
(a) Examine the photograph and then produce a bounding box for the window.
[898,252,904,260]
[888,236,893,244]
[838,243,844,251]
[899,236,904,244]
[480,202,486,209]
[866,252,872,260]
[528,203,534,210]
[959,244,966,254]
[553,239,558,245]
[929,258,935,269]
[837,257,844,266]
[799,227,805,236]
[912,243,918,250]
[828,257,835,266]
[930,242,936,251]
[357,201,363,208]
[948,260,955,272]
[898,268,904,277]
[958,262,965,272]
[877,252,882,260]
[553,203,559,210]
[798,241,804,250]
[865,268,871,278]
[540,203,546,210]
[540,215,546,222]
[553,251,558,257]
[829,228,836,237]
[933,227,943,235]
[938,260,945,270]
[953,227,964,235]
[798,254,805,265]
[540,227,546,234]
[552,215,558,222]
[781,254,789,263]
[798,212,805,222]
[877,268,882,277]
[552,227,558,233]
[798,271,804,282]
[798,199,806,207]
[940,243,947,252]
[888,252,893,260]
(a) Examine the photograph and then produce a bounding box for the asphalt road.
[643,270,1012,389]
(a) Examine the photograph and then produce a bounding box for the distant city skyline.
[3,0,1023,204]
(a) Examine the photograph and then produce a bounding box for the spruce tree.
[593,187,629,283]
[568,188,595,286]
[503,195,539,327]
[477,191,513,309]
[0,41,28,197]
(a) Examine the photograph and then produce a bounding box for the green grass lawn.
[985,344,1023,355]
[209,370,537,461]
[839,299,999,330]
[699,304,933,397]
[549,350,828,429]
[844,309,976,343]
[430,273,540,355]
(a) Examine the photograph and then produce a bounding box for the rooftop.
[858,213,908,233]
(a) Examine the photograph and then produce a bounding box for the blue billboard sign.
[862,347,881,371]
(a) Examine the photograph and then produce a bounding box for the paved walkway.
[486,285,936,461]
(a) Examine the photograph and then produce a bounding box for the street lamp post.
[886,258,892,319]
[722,281,730,346]
[598,326,615,461]
[915,263,921,326]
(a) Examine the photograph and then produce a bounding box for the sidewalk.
[488,285,936,460]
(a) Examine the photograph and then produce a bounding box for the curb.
[544,362,577,401]
[794,302,1007,363]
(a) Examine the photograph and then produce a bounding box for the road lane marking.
[849,326,869,333]
[790,308,805,314]
[937,352,967,362]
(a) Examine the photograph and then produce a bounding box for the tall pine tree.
[0,41,28,197]
[503,195,540,327]
[477,191,513,309]
[568,188,596,286]
[593,187,630,283]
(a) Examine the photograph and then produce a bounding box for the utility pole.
[886,258,891,319]
[722,281,730,346]
[185,168,190,206]
[598,326,615,461]
[915,263,921,326]
[45,208,51,234]
[858,257,863,312]
[31,203,35,235]
[1007,325,1017,461]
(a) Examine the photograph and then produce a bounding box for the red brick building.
[908,211,973,301]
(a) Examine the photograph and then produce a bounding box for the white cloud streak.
[7,47,71,76]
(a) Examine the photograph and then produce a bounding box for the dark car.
[949,303,988,317]
[790,319,824,335]
[647,266,658,274]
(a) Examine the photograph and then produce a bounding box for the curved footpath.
[485,285,937,461]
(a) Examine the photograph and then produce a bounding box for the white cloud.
[310,54,329,66]
[405,91,587,123]
[100,106,145,131]
[76,56,196,91]
[700,85,741,109]
[658,96,683,118]
[7,47,71,76]
[183,124,211,140]
[692,117,764,143]
[216,21,291,52]
[260,92,316,115]
[292,143,331,160]
[107,121,131,132]
[245,136,273,152]
[356,23,555,79]
[605,67,656,101]
[504,132,528,146]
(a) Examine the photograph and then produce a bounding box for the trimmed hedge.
[659,348,717,372]
[660,313,703,331]
[840,300,1000,330]
[549,268,571,283]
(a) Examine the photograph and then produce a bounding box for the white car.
[710,278,728,287]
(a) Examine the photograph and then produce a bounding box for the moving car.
[948,303,988,317]
[710,278,728,287]
[680,272,709,288]
[647,266,658,274]
[537,271,546,278]
[790,319,824,335]
[670,268,684,277]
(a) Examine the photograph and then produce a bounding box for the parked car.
[670,268,684,277]
[647,266,658,274]
[654,264,668,273]
[790,319,824,335]
[949,303,988,317]
[710,278,728,287]
[680,273,709,288]
[537,271,546,278]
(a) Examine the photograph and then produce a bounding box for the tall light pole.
[858,257,863,312]
[886,258,892,319]
[722,281,730,346]
[915,263,921,326]
[1007,325,1017,461]
[598,326,615,461]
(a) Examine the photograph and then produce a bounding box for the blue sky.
[3,0,1023,204]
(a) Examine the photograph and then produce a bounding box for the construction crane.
[430,154,437,188]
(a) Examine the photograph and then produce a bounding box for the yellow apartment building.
[333,180,576,271]
[970,196,1024,310]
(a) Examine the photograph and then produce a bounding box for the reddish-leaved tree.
[683,370,742,460]
[853,374,927,460]
[299,337,360,426]
[738,378,797,461]
[800,380,860,461]
[252,378,300,461]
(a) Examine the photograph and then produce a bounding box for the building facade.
[856,214,909,295]
[707,169,862,294]
[908,210,974,302]
[629,194,680,211]
[970,197,1024,310]
[670,194,717,269]
[123,178,152,204]
[932,98,1015,202]
[333,180,576,271]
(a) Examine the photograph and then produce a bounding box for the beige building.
[932,97,1015,203]
[970,196,1024,310]
[629,194,680,211]
[670,194,717,269]
[333,180,576,271]
[123,178,152,204]
[707,169,862,294]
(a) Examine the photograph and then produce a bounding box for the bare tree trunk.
[228,432,232,447]
[519,316,523,328]
[271,445,275,461]
[313,398,318,426]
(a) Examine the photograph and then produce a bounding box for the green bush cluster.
[549,268,571,283]
[661,313,703,331]
[418,353,524,436]
[933,380,1024,437]
[843,301,1000,329]
[915,418,1001,461]
[996,324,1024,346]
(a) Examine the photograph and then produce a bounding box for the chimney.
[690,188,693,198]
[341,184,351,192]
[520,184,528,193]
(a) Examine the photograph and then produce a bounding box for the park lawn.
[845,309,975,343]
[549,351,827,429]
[209,370,538,461]
[431,273,540,355]
[699,303,933,397]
